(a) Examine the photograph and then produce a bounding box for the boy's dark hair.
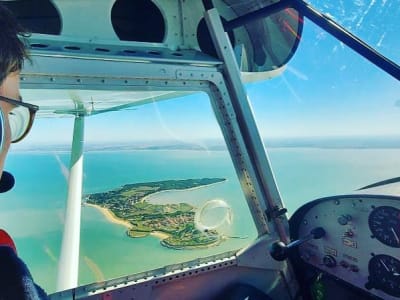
[0,4,30,84]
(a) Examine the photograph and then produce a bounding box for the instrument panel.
[289,195,400,299]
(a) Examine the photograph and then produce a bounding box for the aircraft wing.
[355,177,400,197]
[22,89,192,118]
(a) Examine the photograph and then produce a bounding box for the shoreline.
[150,231,170,240]
[86,204,225,250]
[85,179,228,249]
[140,179,228,203]
[160,236,223,250]
[86,203,132,229]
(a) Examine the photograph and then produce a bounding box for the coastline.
[160,236,223,250]
[85,179,228,249]
[86,203,222,249]
[140,179,228,203]
[86,203,132,229]
[150,231,170,240]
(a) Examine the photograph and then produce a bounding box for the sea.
[1,146,400,293]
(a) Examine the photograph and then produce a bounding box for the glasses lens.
[8,106,30,142]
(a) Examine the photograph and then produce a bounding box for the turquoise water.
[1,148,400,293]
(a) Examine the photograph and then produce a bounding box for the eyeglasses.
[0,96,39,143]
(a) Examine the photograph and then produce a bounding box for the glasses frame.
[0,95,39,143]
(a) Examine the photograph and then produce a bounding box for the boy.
[0,4,47,299]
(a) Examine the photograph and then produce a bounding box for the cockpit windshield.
[307,0,400,64]
[8,92,258,292]
[248,0,400,213]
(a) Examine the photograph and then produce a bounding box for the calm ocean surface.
[1,148,400,293]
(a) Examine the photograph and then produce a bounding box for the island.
[85,178,227,249]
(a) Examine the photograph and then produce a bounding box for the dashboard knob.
[337,214,352,225]
[323,255,337,267]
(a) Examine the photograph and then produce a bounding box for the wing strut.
[56,115,85,291]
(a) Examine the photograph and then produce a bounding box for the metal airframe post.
[204,9,290,243]
[57,115,85,291]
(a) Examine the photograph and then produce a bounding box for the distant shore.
[86,203,132,229]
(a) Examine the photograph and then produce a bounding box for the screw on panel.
[65,46,80,50]
[95,48,110,52]
[30,43,49,48]
[123,50,137,54]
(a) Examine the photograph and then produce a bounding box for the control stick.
[269,227,325,261]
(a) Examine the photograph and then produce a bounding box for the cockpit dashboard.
[289,192,400,300]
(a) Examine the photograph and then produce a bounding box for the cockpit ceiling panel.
[21,89,190,118]
[4,0,302,74]
[0,0,61,35]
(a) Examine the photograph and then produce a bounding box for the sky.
[14,0,400,148]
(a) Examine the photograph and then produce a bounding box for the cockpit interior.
[0,0,399,299]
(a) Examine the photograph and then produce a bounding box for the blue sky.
[15,1,400,147]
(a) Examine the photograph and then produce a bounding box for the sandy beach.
[86,203,132,229]
[86,204,171,241]
[150,231,170,240]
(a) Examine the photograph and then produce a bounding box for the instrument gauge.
[368,206,400,248]
[367,254,400,297]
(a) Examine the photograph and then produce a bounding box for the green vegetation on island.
[85,178,226,249]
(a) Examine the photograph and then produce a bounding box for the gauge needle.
[391,227,400,244]
[380,259,390,272]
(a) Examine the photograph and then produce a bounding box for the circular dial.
[368,206,400,247]
[368,254,400,297]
